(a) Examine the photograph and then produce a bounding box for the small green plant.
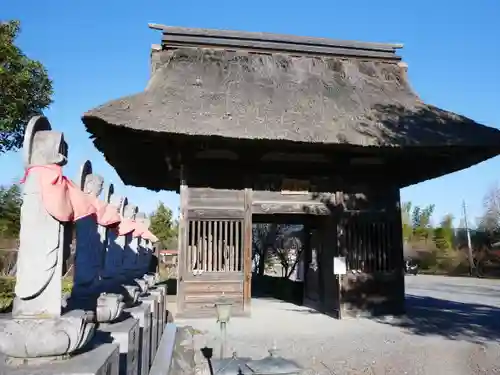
[0,276,15,312]
[62,278,73,294]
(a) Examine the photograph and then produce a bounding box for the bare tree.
[478,184,500,234]
[252,223,279,275]
[271,226,304,279]
[253,224,306,279]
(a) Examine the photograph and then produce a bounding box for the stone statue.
[14,117,69,316]
[103,194,140,305]
[71,162,124,323]
[135,213,156,283]
[72,160,104,295]
[134,212,149,277]
[123,203,149,294]
[122,203,139,278]
[99,183,115,266]
[103,195,127,282]
[0,116,95,361]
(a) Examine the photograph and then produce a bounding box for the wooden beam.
[186,159,389,182]
[393,189,405,275]
[252,201,331,215]
[161,34,401,61]
[149,24,403,51]
[243,188,253,313]
[186,208,245,219]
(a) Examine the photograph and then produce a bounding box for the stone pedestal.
[149,324,177,375]
[156,284,168,324]
[125,305,151,375]
[98,318,139,375]
[0,310,95,359]
[0,342,119,375]
[157,285,168,331]
[147,292,162,357]
[149,287,166,337]
[139,295,158,367]
[134,278,149,295]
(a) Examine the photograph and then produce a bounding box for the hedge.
[0,277,73,313]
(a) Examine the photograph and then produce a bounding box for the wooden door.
[179,218,247,317]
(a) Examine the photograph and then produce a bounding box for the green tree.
[0,184,22,238]
[433,214,454,250]
[401,201,413,241]
[412,204,435,242]
[149,202,177,249]
[0,20,53,153]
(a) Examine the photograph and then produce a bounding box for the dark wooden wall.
[339,188,405,317]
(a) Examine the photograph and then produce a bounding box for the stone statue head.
[135,212,146,222]
[84,175,104,197]
[77,160,104,197]
[105,183,114,204]
[110,195,125,215]
[23,116,68,167]
[123,203,138,220]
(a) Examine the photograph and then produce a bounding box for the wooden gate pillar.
[176,166,188,314]
[243,188,253,313]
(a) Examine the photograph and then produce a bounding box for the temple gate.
[82,24,500,319]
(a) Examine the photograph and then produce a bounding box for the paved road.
[406,274,500,307]
[178,275,500,375]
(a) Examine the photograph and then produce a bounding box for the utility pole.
[462,200,475,276]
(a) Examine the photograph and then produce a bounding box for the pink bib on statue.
[21,165,97,222]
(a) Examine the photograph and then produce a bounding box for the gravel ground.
[176,275,500,375]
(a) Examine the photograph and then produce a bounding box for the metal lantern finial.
[214,293,233,324]
[214,293,233,359]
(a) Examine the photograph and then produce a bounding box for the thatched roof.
[82,25,500,190]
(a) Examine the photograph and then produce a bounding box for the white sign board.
[333,256,347,275]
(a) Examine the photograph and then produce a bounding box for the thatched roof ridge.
[83,46,500,148]
[149,24,403,60]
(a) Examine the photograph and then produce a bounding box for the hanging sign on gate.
[333,256,347,275]
[280,178,310,195]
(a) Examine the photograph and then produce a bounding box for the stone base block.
[157,284,167,324]
[0,342,119,375]
[139,295,158,367]
[149,324,177,375]
[149,287,166,337]
[98,317,139,375]
[125,304,151,375]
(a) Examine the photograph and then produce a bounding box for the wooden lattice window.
[342,215,396,273]
[187,219,243,272]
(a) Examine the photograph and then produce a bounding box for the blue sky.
[2,0,499,226]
